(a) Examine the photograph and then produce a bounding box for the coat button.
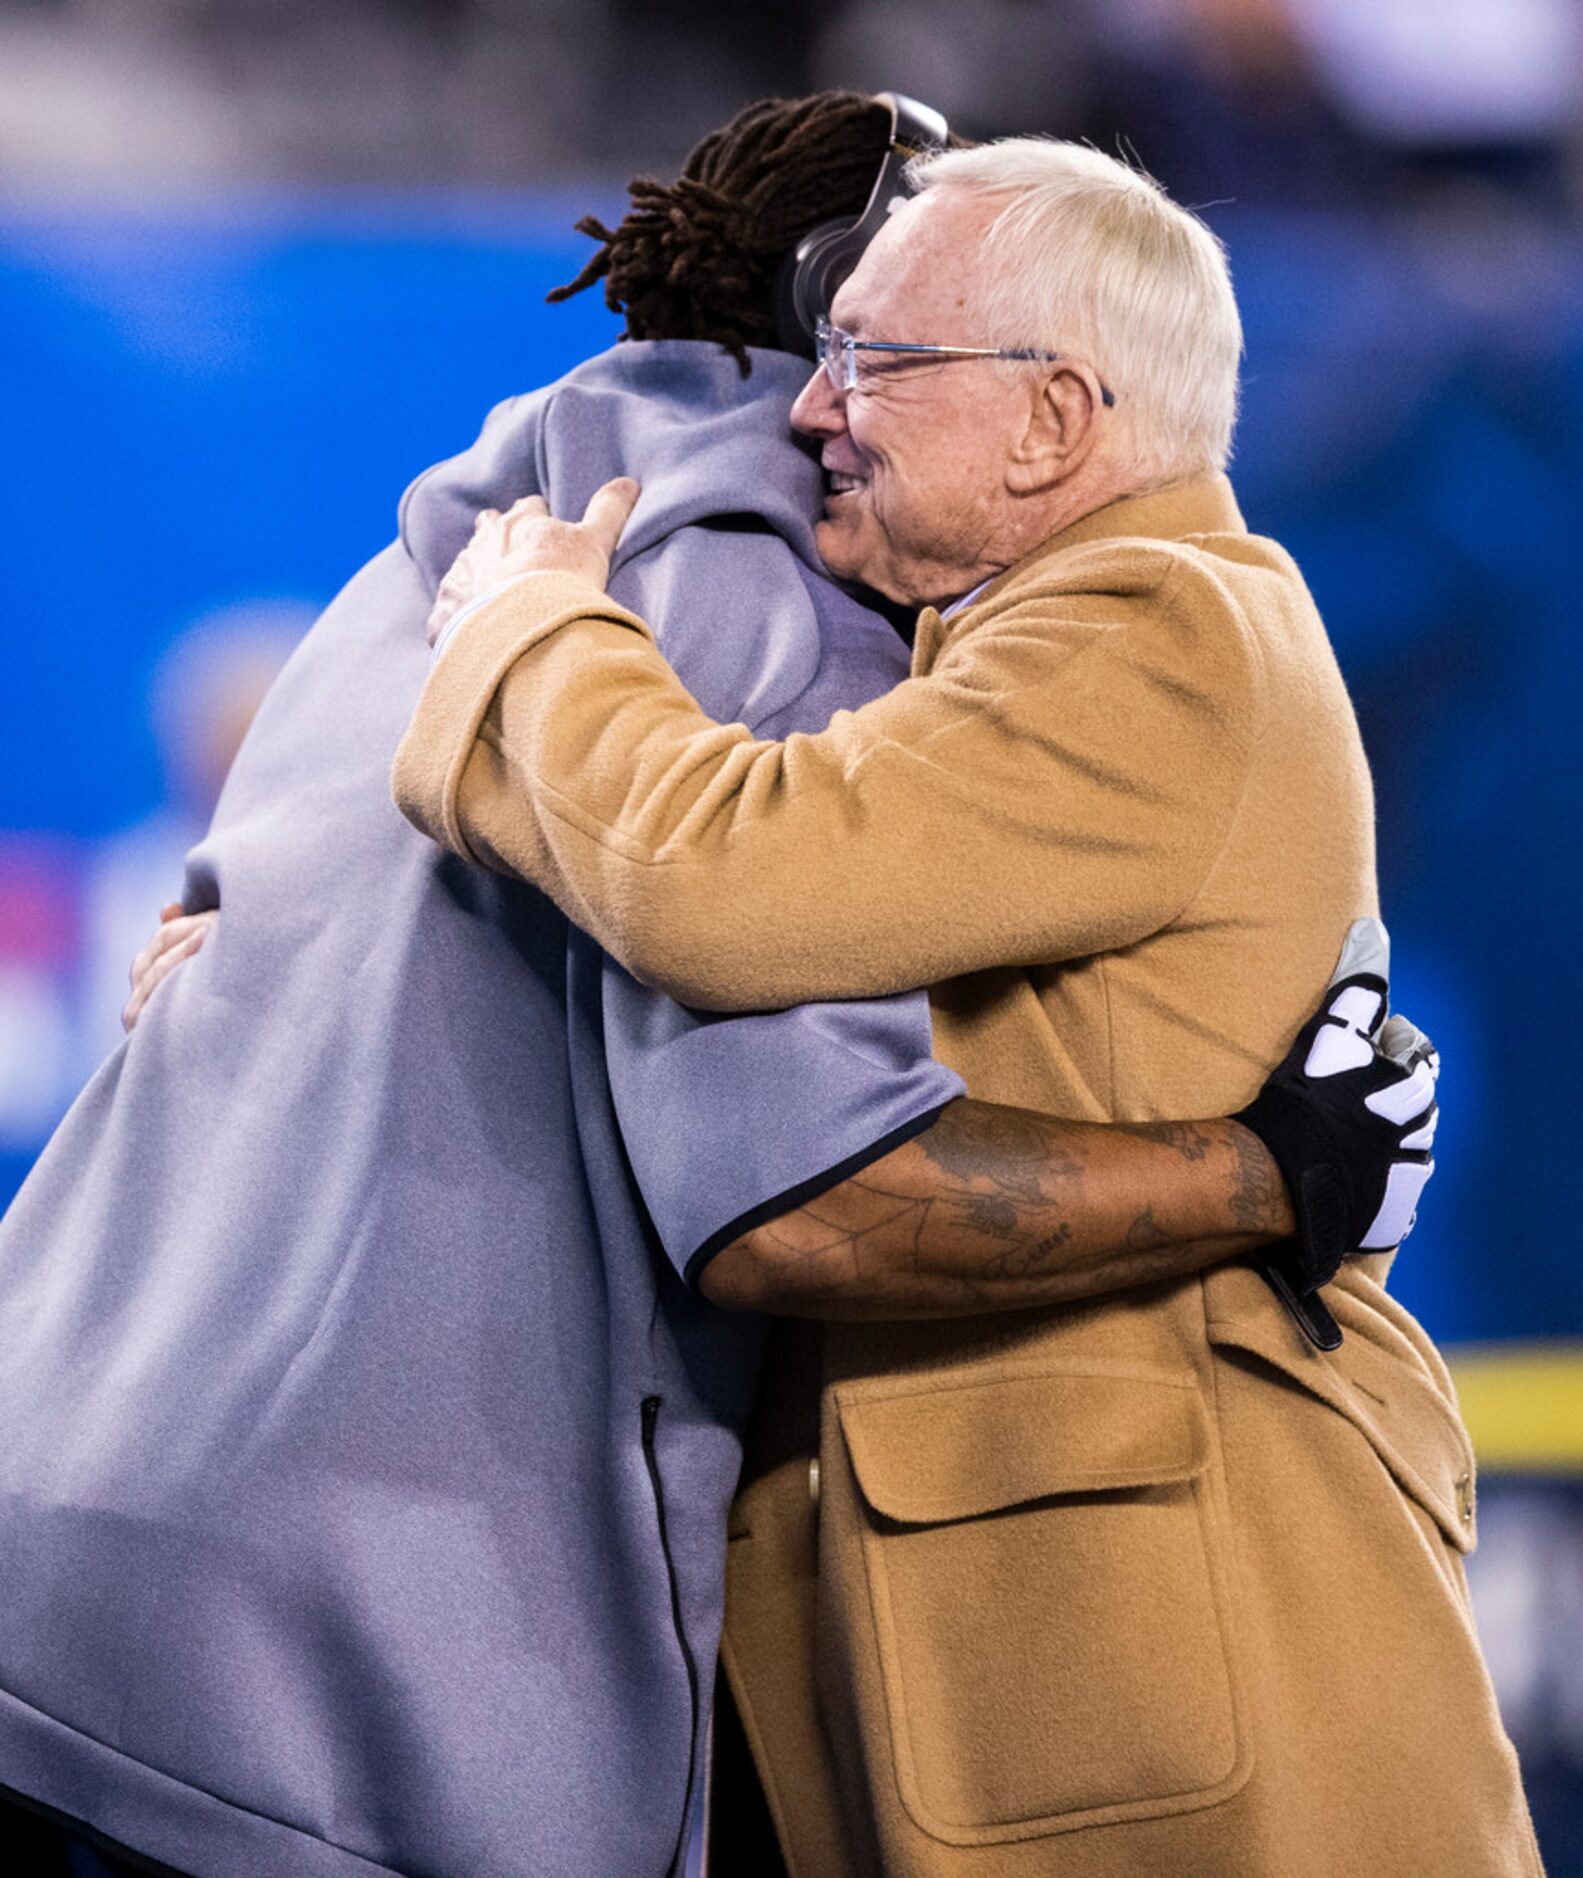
[808,1457,821,1506]
[1455,1472,1474,1525]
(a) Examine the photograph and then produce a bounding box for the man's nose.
[790,366,844,438]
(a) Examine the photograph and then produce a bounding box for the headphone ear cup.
[772,92,948,359]
[774,217,861,354]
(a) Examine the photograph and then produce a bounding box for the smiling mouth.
[825,471,865,501]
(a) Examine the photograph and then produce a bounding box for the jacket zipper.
[641,1394,701,1878]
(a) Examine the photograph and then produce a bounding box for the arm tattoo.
[919,1100,1080,1196]
[1123,1205,1172,1251]
[1114,1119,1214,1163]
[710,1098,1293,1320]
[1226,1119,1286,1235]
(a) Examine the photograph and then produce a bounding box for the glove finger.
[1378,1012,1434,1068]
[1364,1058,1437,1126]
[1271,921,1391,1083]
[1399,1102,1438,1153]
[1305,982,1384,1077]
[1376,1206,1423,1249]
[1359,1157,1435,1250]
[1329,917,1390,992]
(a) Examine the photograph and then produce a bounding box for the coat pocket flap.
[1204,1268,1478,1553]
[837,1364,1210,1527]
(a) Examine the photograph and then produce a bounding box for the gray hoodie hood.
[403,341,830,582]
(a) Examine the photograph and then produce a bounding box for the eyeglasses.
[815,316,1116,406]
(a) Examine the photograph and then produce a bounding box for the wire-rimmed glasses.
[815,316,1116,406]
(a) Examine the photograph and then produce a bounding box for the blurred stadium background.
[1,0,1580,1866]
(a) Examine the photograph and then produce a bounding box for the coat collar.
[912,474,1247,672]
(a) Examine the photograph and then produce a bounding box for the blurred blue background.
[1,0,1580,1867]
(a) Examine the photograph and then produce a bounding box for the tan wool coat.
[394,476,1543,1877]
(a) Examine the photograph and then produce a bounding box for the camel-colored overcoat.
[394,476,1542,1876]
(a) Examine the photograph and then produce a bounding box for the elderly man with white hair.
[394,141,1541,1876]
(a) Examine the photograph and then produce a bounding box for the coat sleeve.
[392,556,1265,1012]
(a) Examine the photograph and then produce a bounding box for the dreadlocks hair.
[547,92,894,375]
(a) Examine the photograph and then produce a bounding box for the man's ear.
[1006,366,1103,495]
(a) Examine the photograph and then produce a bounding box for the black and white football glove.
[1232,918,1439,1351]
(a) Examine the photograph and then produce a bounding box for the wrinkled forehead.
[829,190,992,341]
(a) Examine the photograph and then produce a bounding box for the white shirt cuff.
[431,569,562,663]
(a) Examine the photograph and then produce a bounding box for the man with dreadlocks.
[0,92,1438,1878]
[544,93,879,370]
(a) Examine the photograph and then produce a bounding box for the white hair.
[906,139,1243,489]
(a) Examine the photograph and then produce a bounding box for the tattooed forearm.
[701,1097,1297,1319]
[1123,1205,1172,1251]
[919,1100,1078,1196]
[1114,1119,1215,1163]
[1226,1118,1287,1234]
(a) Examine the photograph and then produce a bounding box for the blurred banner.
[2,7,1582,1862]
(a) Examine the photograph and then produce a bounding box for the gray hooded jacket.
[0,342,962,1878]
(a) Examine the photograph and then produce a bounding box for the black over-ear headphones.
[773,91,950,357]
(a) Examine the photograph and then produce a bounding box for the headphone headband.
[773,91,950,357]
